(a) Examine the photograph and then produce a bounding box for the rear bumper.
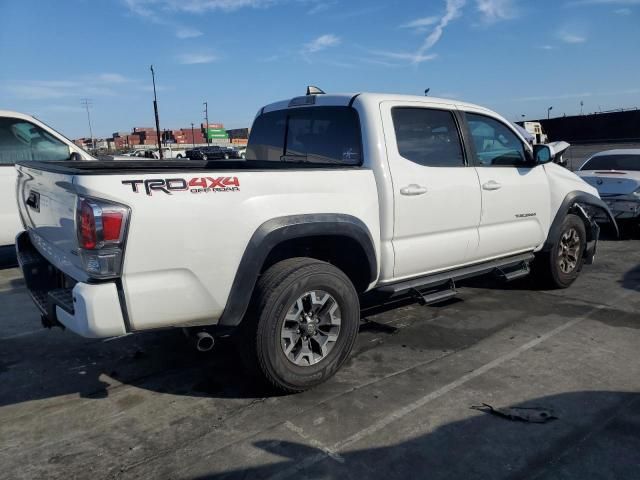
[16,231,127,338]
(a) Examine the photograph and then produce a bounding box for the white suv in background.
[0,110,93,250]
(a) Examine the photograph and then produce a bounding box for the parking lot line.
[0,329,45,341]
[269,295,630,480]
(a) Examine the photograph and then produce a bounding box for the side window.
[466,113,526,167]
[391,108,465,167]
[0,117,70,164]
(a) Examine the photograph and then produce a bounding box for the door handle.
[482,181,502,191]
[400,184,428,196]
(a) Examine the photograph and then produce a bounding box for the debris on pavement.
[471,403,558,423]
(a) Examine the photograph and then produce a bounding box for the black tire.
[534,213,587,289]
[240,258,360,393]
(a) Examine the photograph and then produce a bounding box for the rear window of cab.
[246,106,362,166]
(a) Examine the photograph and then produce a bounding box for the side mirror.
[69,151,82,161]
[534,144,553,164]
[533,141,571,165]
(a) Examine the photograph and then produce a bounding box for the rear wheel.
[534,213,586,289]
[240,258,360,393]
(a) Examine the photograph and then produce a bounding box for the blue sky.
[1,0,639,138]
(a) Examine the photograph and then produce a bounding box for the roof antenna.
[307,86,326,95]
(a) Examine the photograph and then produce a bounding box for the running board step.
[377,253,536,296]
[411,282,458,306]
[496,261,531,282]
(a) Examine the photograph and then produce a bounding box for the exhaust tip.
[195,331,215,352]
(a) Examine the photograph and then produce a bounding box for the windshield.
[581,154,640,171]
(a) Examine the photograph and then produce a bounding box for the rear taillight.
[76,197,130,279]
[78,200,98,249]
[102,212,124,242]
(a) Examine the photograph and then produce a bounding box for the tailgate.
[16,164,86,279]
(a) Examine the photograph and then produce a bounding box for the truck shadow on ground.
[2,266,638,410]
[186,391,640,480]
[621,264,640,292]
[0,283,496,409]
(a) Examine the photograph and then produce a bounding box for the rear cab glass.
[246,106,362,166]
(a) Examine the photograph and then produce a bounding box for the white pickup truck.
[15,92,616,392]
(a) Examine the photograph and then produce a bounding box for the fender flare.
[543,191,618,251]
[218,214,378,327]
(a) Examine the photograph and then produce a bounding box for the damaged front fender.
[544,191,619,263]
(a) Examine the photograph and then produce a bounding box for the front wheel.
[240,258,360,393]
[533,213,586,289]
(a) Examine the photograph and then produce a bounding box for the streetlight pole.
[80,98,94,151]
[547,106,553,120]
[203,102,210,145]
[191,123,195,148]
[150,65,163,159]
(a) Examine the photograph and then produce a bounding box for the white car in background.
[576,149,640,224]
[0,110,94,252]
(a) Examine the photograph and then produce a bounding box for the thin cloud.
[6,74,133,100]
[401,16,439,30]
[559,31,587,43]
[614,7,633,13]
[475,0,518,23]
[369,50,438,64]
[124,0,277,15]
[303,34,341,54]
[414,0,465,63]
[122,0,235,38]
[178,53,218,64]
[96,73,130,84]
[304,0,336,14]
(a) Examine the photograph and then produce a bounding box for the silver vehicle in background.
[576,149,640,226]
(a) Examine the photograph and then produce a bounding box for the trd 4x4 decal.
[122,177,240,196]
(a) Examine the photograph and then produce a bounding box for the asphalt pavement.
[0,239,639,480]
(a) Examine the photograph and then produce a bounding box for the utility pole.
[203,102,210,145]
[150,65,163,159]
[580,101,584,115]
[191,122,195,148]
[80,98,95,151]
[547,106,553,120]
